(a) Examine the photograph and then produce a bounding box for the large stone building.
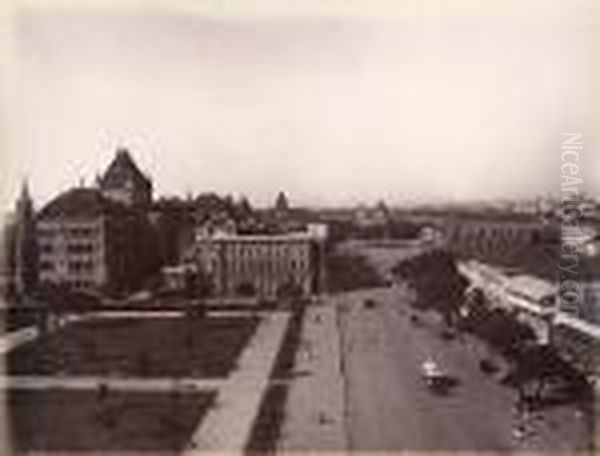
[36,149,156,294]
[38,188,126,291]
[187,223,327,298]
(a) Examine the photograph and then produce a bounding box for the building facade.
[444,217,547,255]
[37,188,140,292]
[188,224,327,298]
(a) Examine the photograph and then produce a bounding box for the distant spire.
[275,191,289,212]
[19,179,31,201]
[116,146,129,156]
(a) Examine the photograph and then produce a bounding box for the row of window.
[225,247,309,261]
[67,243,95,254]
[39,243,95,254]
[38,226,98,238]
[39,244,53,254]
[228,258,307,273]
[228,250,308,261]
[39,261,54,271]
[68,260,95,273]
[40,278,94,289]
[38,260,95,273]
[68,279,94,289]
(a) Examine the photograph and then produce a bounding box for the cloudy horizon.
[1,2,599,211]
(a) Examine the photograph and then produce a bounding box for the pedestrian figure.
[97,382,109,401]
[512,424,526,443]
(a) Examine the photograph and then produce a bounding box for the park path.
[0,326,39,356]
[0,314,91,357]
[0,375,224,392]
[182,310,290,454]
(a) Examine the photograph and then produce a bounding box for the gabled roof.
[37,188,131,219]
[99,148,151,190]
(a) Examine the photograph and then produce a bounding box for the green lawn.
[6,388,215,452]
[8,316,260,378]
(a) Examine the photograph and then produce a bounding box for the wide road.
[334,286,592,452]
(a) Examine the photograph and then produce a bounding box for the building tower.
[275,191,290,213]
[14,181,38,296]
[99,147,153,207]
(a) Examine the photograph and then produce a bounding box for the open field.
[7,316,260,378]
[5,388,215,452]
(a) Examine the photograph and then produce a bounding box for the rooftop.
[99,148,151,190]
[37,188,132,219]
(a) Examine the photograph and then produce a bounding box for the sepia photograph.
[0,0,599,454]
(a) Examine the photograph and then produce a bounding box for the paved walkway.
[182,311,291,454]
[277,300,347,451]
[0,375,224,392]
[0,326,39,355]
[0,314,87,356]
[77,310,270,319]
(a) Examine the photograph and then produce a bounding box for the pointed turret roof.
[19,180,31,201]
[99,147,151,190]
[275,191,289,212]
[16,179,34,215]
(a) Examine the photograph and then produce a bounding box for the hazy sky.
[1,1,599,210]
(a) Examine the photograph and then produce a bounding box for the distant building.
[149,192,244,268]
[262,191,318,235]
[354,201,391,229]
[442,216,549,256]
[187,223,328,298]
[98,147,152,207]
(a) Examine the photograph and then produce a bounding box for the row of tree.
[391,249,469,325]
[325,250,384,292]
[392,250,591,406]
[392,250,542,354]
[326,219,422,244]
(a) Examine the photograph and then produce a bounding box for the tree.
[511,344,584,405]
[391,249,470,321]
[238,196,253,217]
[476,308,536,355]
[277,280,303,299]
[464,286,486,309]
[325,252,383,292]
[183,267,213,299]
